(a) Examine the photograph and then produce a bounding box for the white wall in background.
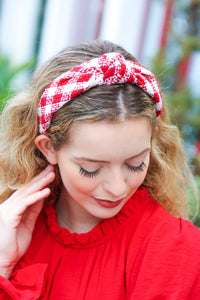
[0,0,41,65]
[38,0,103,66]
[188,53,200,98]
[99,0,149,60]
[141,0,166,65]
[37,0,75,65]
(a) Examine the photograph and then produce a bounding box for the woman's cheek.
[60,166,99,193]
[130,170,148,189]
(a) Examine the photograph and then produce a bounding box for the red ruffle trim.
[44,187,151,248]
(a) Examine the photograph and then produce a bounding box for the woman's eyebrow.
[126,148,151,160]
[74,148,151,163]
[74,157,108,163]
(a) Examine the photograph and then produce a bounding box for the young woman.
[0,40,199,299]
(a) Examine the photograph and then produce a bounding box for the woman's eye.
[126,162,146,172]
[79,167,101,178]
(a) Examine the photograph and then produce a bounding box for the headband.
[38,52,162,134]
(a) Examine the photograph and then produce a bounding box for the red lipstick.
[94,198,123,208]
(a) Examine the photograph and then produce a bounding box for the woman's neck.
[54,188,101,234]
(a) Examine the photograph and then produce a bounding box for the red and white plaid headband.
[38,52,162,134]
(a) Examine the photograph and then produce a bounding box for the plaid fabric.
[38,53,162,134]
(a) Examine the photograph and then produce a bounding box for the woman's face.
[52,117,152,227]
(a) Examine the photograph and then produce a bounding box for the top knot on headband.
[38,52,162,134]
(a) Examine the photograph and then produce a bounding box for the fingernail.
[44,170,55,179]
[44,165,52,173]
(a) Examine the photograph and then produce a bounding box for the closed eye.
[79,167,101,178]
[80,162,146,178]
[126,162,146,172]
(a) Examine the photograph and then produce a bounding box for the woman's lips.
[94,197,123,208]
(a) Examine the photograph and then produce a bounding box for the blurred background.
[0,0,199,220]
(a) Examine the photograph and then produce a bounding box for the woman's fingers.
[14,165,55,198]
[0,165,55,227]
[10,165,55,201]
[0,165,56,278]
[21,198,45,234]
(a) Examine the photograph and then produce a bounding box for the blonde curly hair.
[0,40,197,219]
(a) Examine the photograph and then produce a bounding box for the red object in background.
[160,0,175,51]
[95,0,105,39]
[195,140,200,155]
[175,55,191,91]
[159,0,193,91]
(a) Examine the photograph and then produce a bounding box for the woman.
[0,40,199,299]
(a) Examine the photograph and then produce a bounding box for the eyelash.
[125,162,146,172]
[79,162,146,178]
[79,167,101,178]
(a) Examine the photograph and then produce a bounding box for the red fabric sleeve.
[0,264,48,300]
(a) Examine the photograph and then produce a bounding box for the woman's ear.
[34,135,58,165]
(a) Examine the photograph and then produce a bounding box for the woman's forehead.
[61,118,152,161]
[70,117,151,137]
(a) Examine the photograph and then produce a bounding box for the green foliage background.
[0,55,35,111]
[150,0,200,225]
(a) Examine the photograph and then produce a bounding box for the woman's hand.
[0,165,55,279]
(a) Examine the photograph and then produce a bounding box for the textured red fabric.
[0,187,200,299]
[38,53,163,134]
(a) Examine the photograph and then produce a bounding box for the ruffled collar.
[44,187,148,248]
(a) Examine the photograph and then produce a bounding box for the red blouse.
[0,187,200,299]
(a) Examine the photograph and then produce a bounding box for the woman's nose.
[104,168,127,199]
